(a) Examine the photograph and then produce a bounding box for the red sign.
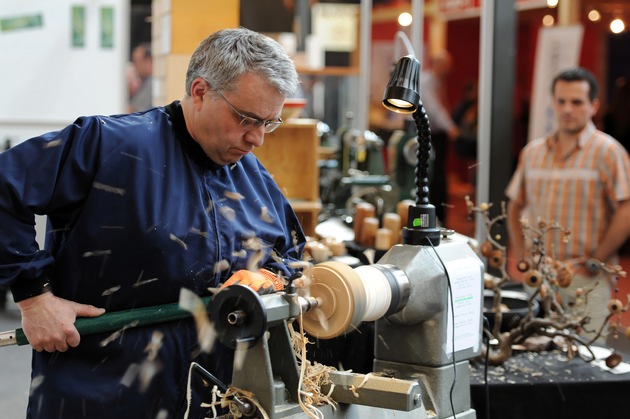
[439,0,547,19]
[439,0,481,14]
[439,0,482,16]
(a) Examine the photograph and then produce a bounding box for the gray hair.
[185,27,299,97]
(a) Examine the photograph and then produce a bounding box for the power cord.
[482,316,493,419]
[424,237,457,419]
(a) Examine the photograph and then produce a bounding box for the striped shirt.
[506,122,630,261]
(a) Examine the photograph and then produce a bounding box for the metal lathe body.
[211,233,484,418]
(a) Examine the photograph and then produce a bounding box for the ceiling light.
[611,18,625,34]
[542,15,555,26]
[398,12,412,27]
[587,9,601,22]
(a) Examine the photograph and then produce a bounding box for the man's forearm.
[506,201,525,258]
[592,200,630,263]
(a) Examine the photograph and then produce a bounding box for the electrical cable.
[393,31,415,61]
[424,236,457,419]
[482,316,492,419]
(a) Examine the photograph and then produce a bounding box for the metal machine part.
[211,286,428,418]
[300,262,409,338]
[374,237,484,418]
[210,286,317,349]
[210,234,483,419]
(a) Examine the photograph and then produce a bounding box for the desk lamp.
[382,55,441,246]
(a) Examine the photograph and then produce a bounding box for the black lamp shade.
[382,55,420,114]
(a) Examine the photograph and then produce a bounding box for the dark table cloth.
[469,350,630,419]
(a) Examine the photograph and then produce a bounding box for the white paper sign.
[527,25,584,142]
[312,3,358,52]
[445,257,483,354]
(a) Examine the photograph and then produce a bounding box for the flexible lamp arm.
[382,55,441,246]
[412,103,431,207]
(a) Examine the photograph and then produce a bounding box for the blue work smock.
[0,101,306,418]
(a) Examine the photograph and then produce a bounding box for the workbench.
[469,350,630,418]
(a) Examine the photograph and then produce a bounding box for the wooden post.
[151,0,239,106]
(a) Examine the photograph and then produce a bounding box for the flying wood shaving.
[363,248,375,265]
[377,333,390,350]
[92,182,126,196]
[144,330,164,362]
[234,339,250,372]
[99,320,140,347]
[224,191,245,201]
[121,358,164,393]
[169,233,188,250]
[83,250,112,257]
[43,139,62,148]
[189,227,209,238]
[269,250,283,264]
[148,168,165,178]
[291,230,300,251]
[205,198,214,214]
[310,308,330,333]
[120,151,142,160]
[219,206,236,222]
[101,285,121,296]
[246,250,264,272]
[232,249,247,258]
[288,260,314,271]
[121,363,140,388]
[259,206,274,223]
[178,288,216,353]
[138,358,163,393]
[134,277,159,287]
[242,237,269,251]
[213,259,230,273]
[29,375,44,396]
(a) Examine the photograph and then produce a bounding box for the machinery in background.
[318,113,400,228]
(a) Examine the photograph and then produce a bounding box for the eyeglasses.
[214,88,283,133]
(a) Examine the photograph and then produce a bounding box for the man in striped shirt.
[506,67,630,343]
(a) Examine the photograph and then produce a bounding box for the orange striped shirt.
[506,122,630,261]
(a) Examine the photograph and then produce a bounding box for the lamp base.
[402,204,441,246]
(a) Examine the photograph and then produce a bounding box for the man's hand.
[17,292,106,352]
[220,269,283,295]
[569,257,601,278]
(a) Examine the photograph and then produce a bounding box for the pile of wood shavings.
[291,318,339,418]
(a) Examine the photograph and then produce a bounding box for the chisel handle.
[0,296,212,347]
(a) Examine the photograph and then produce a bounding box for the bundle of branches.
[465,196,627,366]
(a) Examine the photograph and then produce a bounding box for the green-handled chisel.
[0,296,212,347]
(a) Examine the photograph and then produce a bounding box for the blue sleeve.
[0,117,104,300]
[250,157,306,279]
